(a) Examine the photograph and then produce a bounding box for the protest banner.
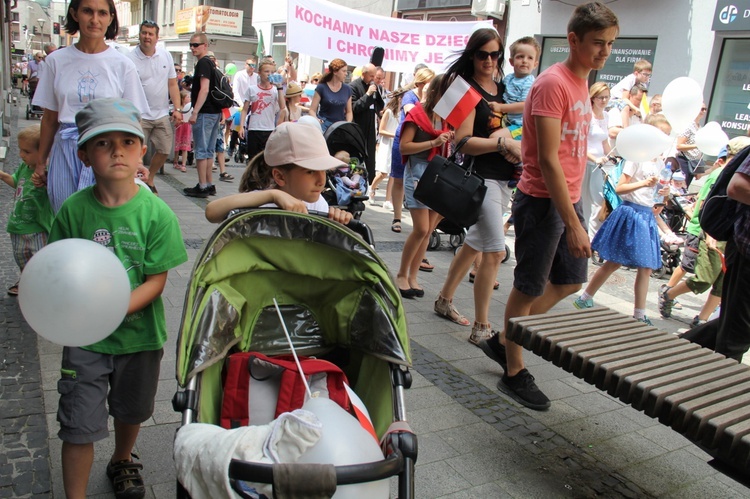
[287,0,491,73]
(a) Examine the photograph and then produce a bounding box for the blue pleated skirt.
[592,201,661,269]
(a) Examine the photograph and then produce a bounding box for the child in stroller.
[321,122,370,219]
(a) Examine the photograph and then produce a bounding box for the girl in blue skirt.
[573,114,672,325]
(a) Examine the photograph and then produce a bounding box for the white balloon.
[19,239,131,347]
[615,124,673,163]
[297,115,323,133]
[661,77,703,134]
[298,397,389,498]
[694,121,729,156]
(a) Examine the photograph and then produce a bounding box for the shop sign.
[175,7,243,36]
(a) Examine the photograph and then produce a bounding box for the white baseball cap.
[264,122,346,171]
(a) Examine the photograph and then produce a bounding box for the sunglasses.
[475,50,501,61]
[246,62,256,67]
[189,42,204,48]
[141,20,158,27]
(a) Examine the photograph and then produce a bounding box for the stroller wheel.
[449,233,464,248]
[502,244,511,263]
[591,250,604,266]
[453,243,462,256]
[652,263,666,280]
[428,230,440,251]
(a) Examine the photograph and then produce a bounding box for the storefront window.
[708,38,750,139]
[539,36,657,88]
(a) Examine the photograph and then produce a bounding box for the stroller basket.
[173,209,417,498]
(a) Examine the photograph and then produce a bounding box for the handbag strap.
[451,136,475,173]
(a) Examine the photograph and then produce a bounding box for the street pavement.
[2,96,750,498]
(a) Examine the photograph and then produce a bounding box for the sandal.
[391,219,402,233]
[469,321,494,345]
[174,163,186,173]
[419,258,434,272]
[220,172,235,182]
[434,294,471,326]
[106,454,145,499]
[468,273,500,290]
[7,282,18,296]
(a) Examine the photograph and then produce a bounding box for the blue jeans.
[192,113,221,160]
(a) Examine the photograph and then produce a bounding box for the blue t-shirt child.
[502,73,535,128]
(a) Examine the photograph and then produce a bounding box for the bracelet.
[497,137,507,155]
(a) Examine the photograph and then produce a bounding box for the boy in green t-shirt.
[0,124,53,295]
[48,98,188,499]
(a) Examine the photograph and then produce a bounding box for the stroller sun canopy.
[176,210,410,386]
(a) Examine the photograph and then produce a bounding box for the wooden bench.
[507,307,750,477]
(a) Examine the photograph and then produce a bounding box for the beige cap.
[264,122,346,171]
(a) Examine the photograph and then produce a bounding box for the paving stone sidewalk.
[2,96,750,497]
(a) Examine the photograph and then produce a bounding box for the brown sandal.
[434,294,471,326]
[106,454,145,499]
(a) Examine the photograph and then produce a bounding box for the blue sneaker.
[636,316,654,326]
[573,297,594,309]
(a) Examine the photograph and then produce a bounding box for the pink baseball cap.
[264,122,346,171]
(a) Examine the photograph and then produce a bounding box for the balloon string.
[273,297,313,399]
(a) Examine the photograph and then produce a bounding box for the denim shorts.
[192,113,221,160]
[512,190,588,296]
[57,347,163,444]
[404,157,429,209]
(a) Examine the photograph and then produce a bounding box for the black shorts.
[247,130,273,160]
[512,190,589,297]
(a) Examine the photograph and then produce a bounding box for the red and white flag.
[344,383,378,442]
[434,76,482,129]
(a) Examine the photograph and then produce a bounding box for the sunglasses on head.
[141,20,158,27]
[474,50,501,61]
[189,42,204,48]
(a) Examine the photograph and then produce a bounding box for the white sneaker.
[383,201,394,211]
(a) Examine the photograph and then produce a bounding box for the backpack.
[700,144,750,241]
[220,352,350,429]
[209,61,237,109]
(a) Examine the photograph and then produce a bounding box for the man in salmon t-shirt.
[478,2,619,411]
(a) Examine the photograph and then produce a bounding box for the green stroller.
[172,209,417,498]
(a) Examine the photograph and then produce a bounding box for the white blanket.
[174,410,322,498]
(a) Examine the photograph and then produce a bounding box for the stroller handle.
[228,451,403,488]
[308,210,374,246]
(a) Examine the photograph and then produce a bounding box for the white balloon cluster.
[615,76,729,161]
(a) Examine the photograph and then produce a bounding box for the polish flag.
[344,383,378,442]
[434,76,482,129]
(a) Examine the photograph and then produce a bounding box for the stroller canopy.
[324,121,368,166]
[176,210,410,386]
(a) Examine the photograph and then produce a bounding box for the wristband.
[497,137,507,155]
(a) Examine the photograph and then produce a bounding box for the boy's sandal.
[7,283,18,296]
[391,219,402,233]
[434,294,471,326]
[419,258,434,272]
[219,172,235,181]
[106,454,145,499]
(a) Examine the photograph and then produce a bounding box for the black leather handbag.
[414,137,487,227]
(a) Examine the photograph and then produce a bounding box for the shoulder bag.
[414,136,487,227]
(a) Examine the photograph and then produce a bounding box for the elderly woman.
[432,28,522,345]
[308,58,353,132]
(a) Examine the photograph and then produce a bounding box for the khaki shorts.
[57,347,163,444]
[141,116,174,155]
